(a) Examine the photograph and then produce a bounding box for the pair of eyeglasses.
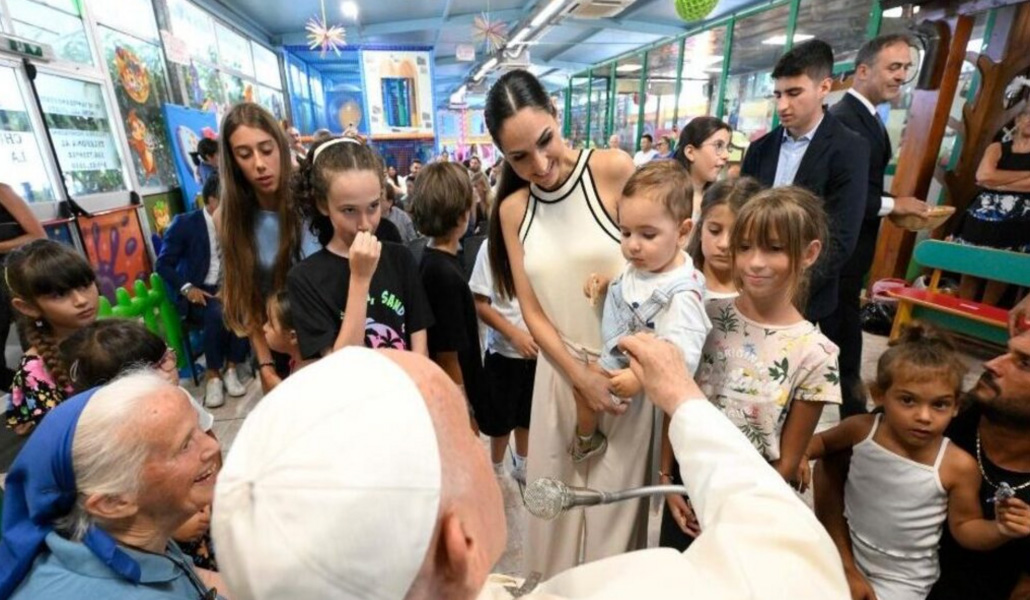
[702,141,731,155]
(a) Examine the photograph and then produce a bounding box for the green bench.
[888,240,1030,345]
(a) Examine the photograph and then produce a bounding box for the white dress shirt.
[202,208,221,286]
[773,115,823,188]
[846,88,895,217]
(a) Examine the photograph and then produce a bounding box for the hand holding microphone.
[524,478,690,520]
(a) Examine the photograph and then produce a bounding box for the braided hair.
[5,239,97,391]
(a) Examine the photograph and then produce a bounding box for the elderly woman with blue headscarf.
[0,370,225,599]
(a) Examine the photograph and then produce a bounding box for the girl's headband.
[311,136,362,165]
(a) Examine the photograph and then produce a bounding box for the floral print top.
[5,354,74,430]
[696,298,842,461]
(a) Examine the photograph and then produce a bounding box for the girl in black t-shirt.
[287,137,432,360]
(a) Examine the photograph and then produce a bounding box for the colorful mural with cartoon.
[76,207,150,304]
[100,28,177,189]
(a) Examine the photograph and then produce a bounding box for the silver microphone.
[524,478,690,520]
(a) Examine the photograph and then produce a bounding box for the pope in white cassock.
[211,334,849,600]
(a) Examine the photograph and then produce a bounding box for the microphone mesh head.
[524,478,567,520]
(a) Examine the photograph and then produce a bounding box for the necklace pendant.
[989,481,1016,504]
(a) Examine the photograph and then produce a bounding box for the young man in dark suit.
[156,174,249,408]
[826,34,931,416]
[741,39,868,350]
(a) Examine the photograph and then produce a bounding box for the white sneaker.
[223,367,246,397]
[511,462,526,485]
[205,378,225,408]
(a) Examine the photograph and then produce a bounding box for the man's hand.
[890,196,930,217]
[665,494,701,537]
[997,497,1030,538]
[617,332,701,416]
[185,286,213,306]
[1010,295,1030,336]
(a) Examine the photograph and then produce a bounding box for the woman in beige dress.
[484,70,650,578]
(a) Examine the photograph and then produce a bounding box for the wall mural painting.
[101,28,178,189]
[143,190,186,237]
[163,104,219,211]
[76,208,150,304]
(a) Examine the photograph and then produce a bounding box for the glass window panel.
[310,71,324,107]
[613,55,643,153]
[725,3,791,143]
[257,85,286,121]
[36,73,127,195]
[289,62,309,99]
[643,40,680,145]
[252,43,281,89]
[183,61,226,111]
[215,22,254,77]
[89,0,158,41]
[220,71,250,106]
[568,77,590,148]
[678,27,727,123]
[7,0,92,65]
[589,75,608,150]
[794,0,874,65]
[99,26,178,189]
[0,66,57,202]
[167,0,217,63]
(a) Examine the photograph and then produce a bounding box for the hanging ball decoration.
[675,0,718,22]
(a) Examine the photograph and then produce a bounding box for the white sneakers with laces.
[223,367,246,397]
[205,378,225,408]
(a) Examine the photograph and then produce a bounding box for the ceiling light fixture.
[531,0,566,28]
[508,26,533,47]
[761,33,813,46]
[474,57,499,81]
[340,1,359,20]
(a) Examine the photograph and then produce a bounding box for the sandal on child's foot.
[567,431,608,463]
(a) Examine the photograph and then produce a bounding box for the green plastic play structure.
[96,272,189,370]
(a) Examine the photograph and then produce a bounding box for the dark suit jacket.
[830,92,893,279]
[741,110,869,322]
[155,210,213,313]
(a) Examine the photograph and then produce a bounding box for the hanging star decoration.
[472,13,508,53]
[307,0,346,57]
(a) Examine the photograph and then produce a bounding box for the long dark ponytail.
[484,69,554,300]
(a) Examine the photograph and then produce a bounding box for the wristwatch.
[181,283,194,296]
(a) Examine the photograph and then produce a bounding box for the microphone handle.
[595,484,691,505]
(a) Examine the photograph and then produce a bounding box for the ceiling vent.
[562,0,636,19]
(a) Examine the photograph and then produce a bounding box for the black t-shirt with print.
[419,248,487,418]
[929,406,1030,600]
[287,243,433,359]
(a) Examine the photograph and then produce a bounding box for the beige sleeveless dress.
[520,149,653,578]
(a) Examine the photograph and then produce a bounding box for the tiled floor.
[193,331,998,578]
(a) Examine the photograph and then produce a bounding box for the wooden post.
[868,15,974,284]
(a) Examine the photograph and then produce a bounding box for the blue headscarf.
[0,388,142,597]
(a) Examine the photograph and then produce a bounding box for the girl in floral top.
[695,187,842,486]
[4,240,98,434]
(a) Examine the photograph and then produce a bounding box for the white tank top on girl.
[844,414,950,600]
